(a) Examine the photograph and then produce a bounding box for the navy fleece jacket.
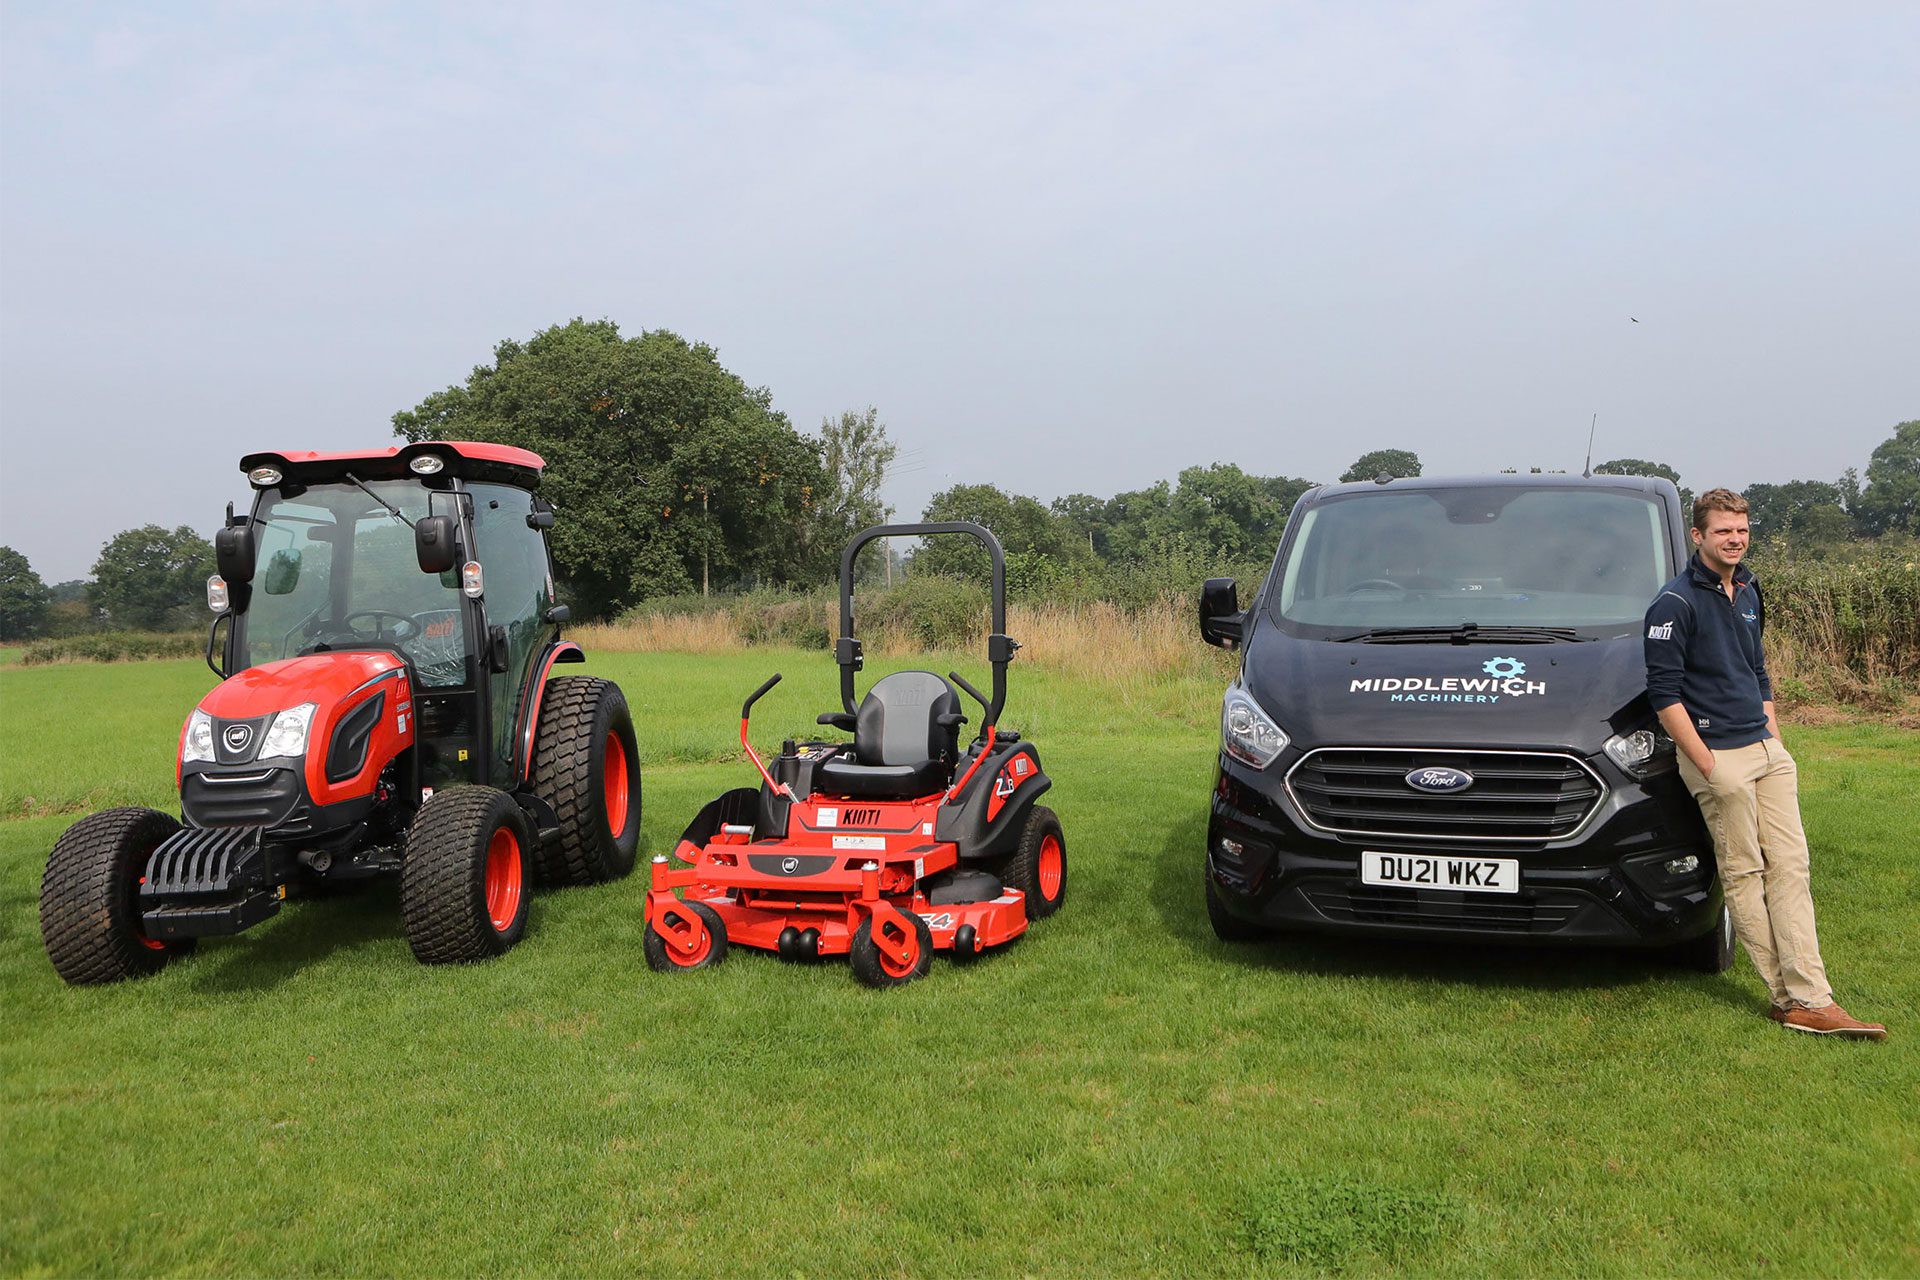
[1643,553,1772,749]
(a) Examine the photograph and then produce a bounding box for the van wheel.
[1205,869,1267,942]
[1669,903,1735,973]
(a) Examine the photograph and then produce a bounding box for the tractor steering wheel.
[1346,578,1405,594]
[342,609,422,643]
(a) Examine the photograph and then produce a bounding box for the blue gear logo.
[1481,656,1526,678]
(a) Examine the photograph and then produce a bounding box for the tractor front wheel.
[529,677,641,887]
[1001,805,1067,920]
[849,909,934,988]
[400,787,532,964]
[40,808,197,985]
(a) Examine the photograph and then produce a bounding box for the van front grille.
[1286,748,1603,842]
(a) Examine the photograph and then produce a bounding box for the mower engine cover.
[179,651,414,831]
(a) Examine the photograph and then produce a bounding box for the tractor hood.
[1242,630,1648,754]
[199,651,409,721]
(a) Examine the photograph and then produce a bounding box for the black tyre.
[529,677,641,886]
[643,900,728,972]
[400,787,532,964]
[40,807,197,985]
[1001,805,1067,920]
[1668,902,1735,974]
[849,909,934,988]
[1205,869,1267,942]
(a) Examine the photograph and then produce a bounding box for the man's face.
[1691,510,1750,572]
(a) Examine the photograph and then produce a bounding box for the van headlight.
[183,709,216,763]
[260,703,317,758]
[1605,727,1674,778]
[1222,687,1290,769]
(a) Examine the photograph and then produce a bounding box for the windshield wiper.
[344,471,415,530]
[1332,623,1592,644]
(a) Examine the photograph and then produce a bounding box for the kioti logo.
[843,807,883,827]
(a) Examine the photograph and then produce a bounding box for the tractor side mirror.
[542,604,571,624]
[416,515,458,574]
[1199,577,1245,649]
[214,525,255,585]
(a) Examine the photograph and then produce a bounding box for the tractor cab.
[39,440,643,985]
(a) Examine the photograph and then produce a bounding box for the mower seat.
[816,671,961,800]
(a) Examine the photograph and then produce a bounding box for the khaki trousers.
[1679,739,1832,1009]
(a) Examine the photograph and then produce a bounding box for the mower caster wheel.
[951,923,980,964]
[850,909,934,988]
[645,900,728,972]
[401,787,533,964]
[40,807,197,986]
[1002,805,1067,920]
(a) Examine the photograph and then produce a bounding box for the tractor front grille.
[1286,748,1603,843]
[181,767,305,830]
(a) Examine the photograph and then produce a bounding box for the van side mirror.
[416,515,458,574]
[214,525,255,585]
[1199,577,1245,649]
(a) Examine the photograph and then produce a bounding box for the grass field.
[2,651,1916,1277]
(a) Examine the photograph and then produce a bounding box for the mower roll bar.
[838,521,1015,729]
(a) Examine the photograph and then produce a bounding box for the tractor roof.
[239,441,545,489]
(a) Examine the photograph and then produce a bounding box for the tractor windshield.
[238,480,469,686]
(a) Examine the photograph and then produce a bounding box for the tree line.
[3,317,1916,639]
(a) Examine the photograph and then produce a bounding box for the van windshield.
[1266,485,1672,640]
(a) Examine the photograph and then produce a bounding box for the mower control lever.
[741,672,783,719]
[816,712,856,731]
[740,674,795,798]
[948,671,994,728]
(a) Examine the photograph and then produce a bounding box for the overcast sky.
[3,2,1916,582]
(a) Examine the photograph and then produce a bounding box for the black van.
[1197,473,1732,970]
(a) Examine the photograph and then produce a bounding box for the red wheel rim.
[603,732,630,836]
[1038,834,1064,901]
[664,910,712,966]
[877,918,921,979]
[484,826,523,932]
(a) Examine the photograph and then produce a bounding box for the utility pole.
[702,488,710,598]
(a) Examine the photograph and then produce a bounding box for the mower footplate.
[140,825,283,939]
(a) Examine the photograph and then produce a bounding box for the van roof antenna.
[1582,413,1597,478]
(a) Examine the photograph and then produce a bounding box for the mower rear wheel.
[400,787,532,964]
[849,909,934,988]
[1001,805,1067,920]
[643,900,728,972]
[529,677,642,887]
[40,807,197,985]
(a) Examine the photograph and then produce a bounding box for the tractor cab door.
[467,482,560,781]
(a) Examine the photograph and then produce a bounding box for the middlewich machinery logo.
[1348,656,1547,705]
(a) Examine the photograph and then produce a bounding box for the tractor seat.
[816,671,961,800]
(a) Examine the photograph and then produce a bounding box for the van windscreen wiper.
[1332,624,1592,644]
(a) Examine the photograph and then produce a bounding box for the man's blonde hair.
[1692,487,1749,532]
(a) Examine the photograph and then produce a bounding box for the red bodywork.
[247,442,544,471]
[180,652,414,804]
[646,788,1028,966]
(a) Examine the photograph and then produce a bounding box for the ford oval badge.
[1405,766,1473,793]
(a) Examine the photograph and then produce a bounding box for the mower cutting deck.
[644,522,1066,987]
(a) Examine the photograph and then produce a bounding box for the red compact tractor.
[39,442,641,983]
[643,522,1066,987]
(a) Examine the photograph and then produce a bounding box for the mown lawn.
[1,652,1915,1277]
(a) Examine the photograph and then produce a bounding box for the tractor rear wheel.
[400,787,532,964]
[40,807,197,985]
[1001,805,1067,920]
[849,909,934,988]
[529,677,641,886]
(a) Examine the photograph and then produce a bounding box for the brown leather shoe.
[1782,1002,1887,1040]
[1767,1005,1788,1024]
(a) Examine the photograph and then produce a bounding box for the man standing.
[1644,488,1884,1038]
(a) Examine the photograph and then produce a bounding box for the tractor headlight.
[260,703,317,758]
[1222,686,1290,769]
[1605,727,1675,778]
[183,709,216,763]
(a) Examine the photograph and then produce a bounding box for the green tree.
[1595,457,1691,511]
[394,319,824,615]
[1854,420,1920,536]
[1341,449,1421,483]
[87,526,214,630]
[813,406,897,582]
[0,546,52,640]
[911,483,1084,589]
[1744,480,1848,541]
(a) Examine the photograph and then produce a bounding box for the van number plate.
[1361,851,1519,894]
